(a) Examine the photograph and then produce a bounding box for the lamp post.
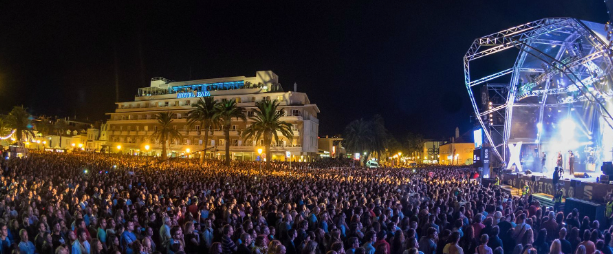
[145,145,150,156]
[117,145,122,154]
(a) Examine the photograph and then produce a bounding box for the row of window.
[110,137,297,147]
[119,95,287,109]
[110,124,299,132]
[112,109,303,121]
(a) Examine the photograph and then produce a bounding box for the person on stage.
[557,152,563,169]
[568,150,575,175]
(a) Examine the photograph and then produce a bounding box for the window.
[177,113,182,119]
[164,102,169,107]
[174,101,179,106]
[277,95,284,101]
[195,125,200,131]
[232,139,239,146]
[144,126,148,131]
[184,138,189,145]
[211,140,215,146]
[292,124,298,131]
[154,126,158,132]
[185,100,191,106]
[292,110,301,116]
[219,139,225,146]
[136,126,140,131]
[232,125,237,131]
[248,111,254,117]
[199,139,203,145]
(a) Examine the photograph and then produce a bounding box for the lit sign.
[507,142,523,171]
[473,129,482,148]
[177,91,211,99]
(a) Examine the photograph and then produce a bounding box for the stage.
[501,171,613,203]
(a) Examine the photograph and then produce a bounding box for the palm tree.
[0,115,10,138]
[152,112,182,160]
[213,99,246,166]
[54,119,68,148]
[370,115,389,161]
[6,106,35,145]
[187,97,218,162]
[242,99,293,168]
[342,118,374,164]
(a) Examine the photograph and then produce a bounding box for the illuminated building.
[318,136,345,158]
[106,71,319,161]
[438,127,474,165]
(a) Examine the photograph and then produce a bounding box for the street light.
[117,145,121,154]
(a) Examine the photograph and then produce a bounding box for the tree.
[213,99,246,166]
[242,99,293,168]
[342,118,374,164]
[35,117,53,137]
[152,112,182,160]
[406,132,425,160]
[342,115,390,164]
[370,115,389,161]
[6,106,35,145]
[187,97,218,162]
[0,115,10,138]
[54,119,68,148]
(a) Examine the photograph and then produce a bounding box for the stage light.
[537,122,542,130]
[561,118,576,138]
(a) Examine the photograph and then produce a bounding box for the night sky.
[0,1,608,138]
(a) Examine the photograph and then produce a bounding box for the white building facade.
[106,71,319,161]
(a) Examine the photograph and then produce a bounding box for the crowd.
[0,151,610,254]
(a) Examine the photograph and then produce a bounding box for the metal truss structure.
[464,18,613,163]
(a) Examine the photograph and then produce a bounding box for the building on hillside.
[422,140,441,164]
[106,71,320,161]
[439,127,474,165]
[318,136,345,158]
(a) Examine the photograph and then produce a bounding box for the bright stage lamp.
[560,118,576,138]
[536,122,542,130]
[186,148,191,153]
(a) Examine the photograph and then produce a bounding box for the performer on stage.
[557,151,563,169]
[569,150,575,175]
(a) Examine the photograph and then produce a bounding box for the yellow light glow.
[25,142,30,145]
[145,145,150,150]
[71,143,75,147]
[257,148,263,155]
[42,141,46,144]
[398,152,402,156]
[78,144,83,148]
[117,145,121,150]
[36,140,41,144]
[186,148,191,153]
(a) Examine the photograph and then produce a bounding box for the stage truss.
[464,18,613,164]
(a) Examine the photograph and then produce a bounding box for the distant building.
[422,140,441,164]
[318,136,345,158]
[439,127,474,165]
[106,71,320,161]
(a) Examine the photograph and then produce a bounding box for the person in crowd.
[475,234,492,254]
[18,229,35,254]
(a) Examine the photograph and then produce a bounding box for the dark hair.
[480,234,489,244]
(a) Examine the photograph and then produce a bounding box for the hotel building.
[106,71,319,161]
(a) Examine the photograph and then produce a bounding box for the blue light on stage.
[473,129,483,148]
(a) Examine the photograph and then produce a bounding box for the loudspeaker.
[564,198,605,228]
[601,175,610,183]
[602,162,613,176]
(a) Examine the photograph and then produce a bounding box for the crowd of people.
[0,151,610,254]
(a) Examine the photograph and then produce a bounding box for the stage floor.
[522,172,600,183]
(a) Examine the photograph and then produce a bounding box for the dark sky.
[0,1,608,138]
